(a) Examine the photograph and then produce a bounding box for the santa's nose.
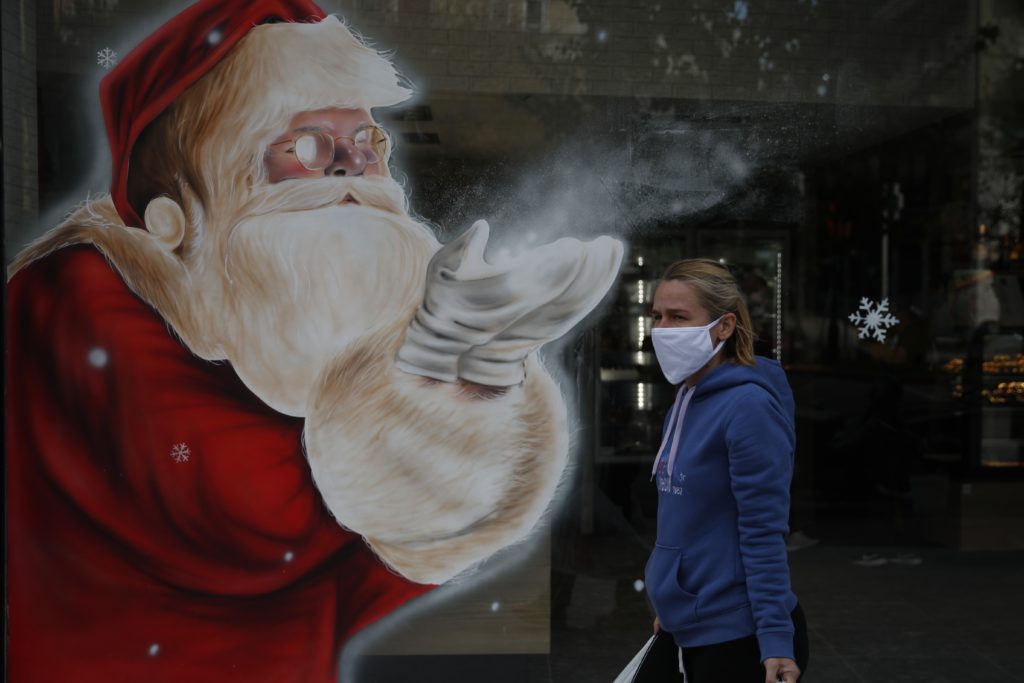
[324,142,367,177]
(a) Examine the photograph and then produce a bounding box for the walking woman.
[645,258,809,683]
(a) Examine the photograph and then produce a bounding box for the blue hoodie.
[645,356,798,662]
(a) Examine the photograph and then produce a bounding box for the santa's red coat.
[6,246,433,682]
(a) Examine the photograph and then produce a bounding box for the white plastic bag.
[612,631,684,683]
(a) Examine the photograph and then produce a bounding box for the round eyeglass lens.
[356,127,387,163]
[293,134,323,168]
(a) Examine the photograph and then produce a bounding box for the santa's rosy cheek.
[266,156,322,183]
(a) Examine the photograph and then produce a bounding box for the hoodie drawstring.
[651,385,696,481]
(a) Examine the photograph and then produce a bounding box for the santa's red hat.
[101,0,327,229]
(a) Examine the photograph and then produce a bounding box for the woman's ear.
[718,312,737,342]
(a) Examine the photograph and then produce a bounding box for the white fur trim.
[305,334,568,584]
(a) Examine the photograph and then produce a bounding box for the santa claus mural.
[5,0,623,681]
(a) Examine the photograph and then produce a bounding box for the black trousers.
[679,604,810,683]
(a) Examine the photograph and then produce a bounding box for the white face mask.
[651,316,725,385]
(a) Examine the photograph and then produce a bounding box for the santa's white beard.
[10,167,576,585]
[203,177,440,416]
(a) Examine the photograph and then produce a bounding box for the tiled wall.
[31,0,975,108]
[9,0,984,251]
[326,0,975,107]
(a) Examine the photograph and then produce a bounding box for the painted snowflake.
[170,442,191,463]
[849,297,900,342]
[97,47,118,69]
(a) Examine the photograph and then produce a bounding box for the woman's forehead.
[653,280,701,308]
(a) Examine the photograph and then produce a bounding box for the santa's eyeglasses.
[268,125,390,171]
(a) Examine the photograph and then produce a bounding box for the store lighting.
[636,316,647,349]
[637,279,645,304]
[636,382,652,410]
[637,255,645,267]
[775,251,783,362]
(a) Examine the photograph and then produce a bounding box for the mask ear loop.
[708,314,732,355]
[706,315,727,358]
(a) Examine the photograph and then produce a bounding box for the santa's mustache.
[217,173,432,288]
[232,174,410,224]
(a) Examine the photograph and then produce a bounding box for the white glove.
[395,220,623,386]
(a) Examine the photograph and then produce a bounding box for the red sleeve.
[7,246,434,682]
[10,246,356,593]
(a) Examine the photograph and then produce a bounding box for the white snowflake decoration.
[170,443,191,463]
[97,47,118,69]
[849,297,900,342]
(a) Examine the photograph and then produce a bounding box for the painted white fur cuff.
[305,335,568,584]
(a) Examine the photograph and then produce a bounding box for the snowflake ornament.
[849,297,900,343]
[170,443,191,463]
[97,47,118,69]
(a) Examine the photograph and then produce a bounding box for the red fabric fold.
[6,246,432,682]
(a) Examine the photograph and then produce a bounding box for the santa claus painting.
[5,0,623,680]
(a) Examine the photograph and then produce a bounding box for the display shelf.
[958,327,1024,474]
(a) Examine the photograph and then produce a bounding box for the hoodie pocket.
[645,545,699,631]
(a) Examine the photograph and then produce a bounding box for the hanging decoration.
[849,297,900,343]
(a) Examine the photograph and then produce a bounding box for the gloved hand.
[395,220,623,386]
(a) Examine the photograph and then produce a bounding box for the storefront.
[4,0,1022,680]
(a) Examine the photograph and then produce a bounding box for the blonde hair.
[660,258,757,366]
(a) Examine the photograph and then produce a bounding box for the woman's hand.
[764,657,800,683]
[652,616,661,634]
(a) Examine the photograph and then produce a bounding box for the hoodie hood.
[692,356,794,415]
